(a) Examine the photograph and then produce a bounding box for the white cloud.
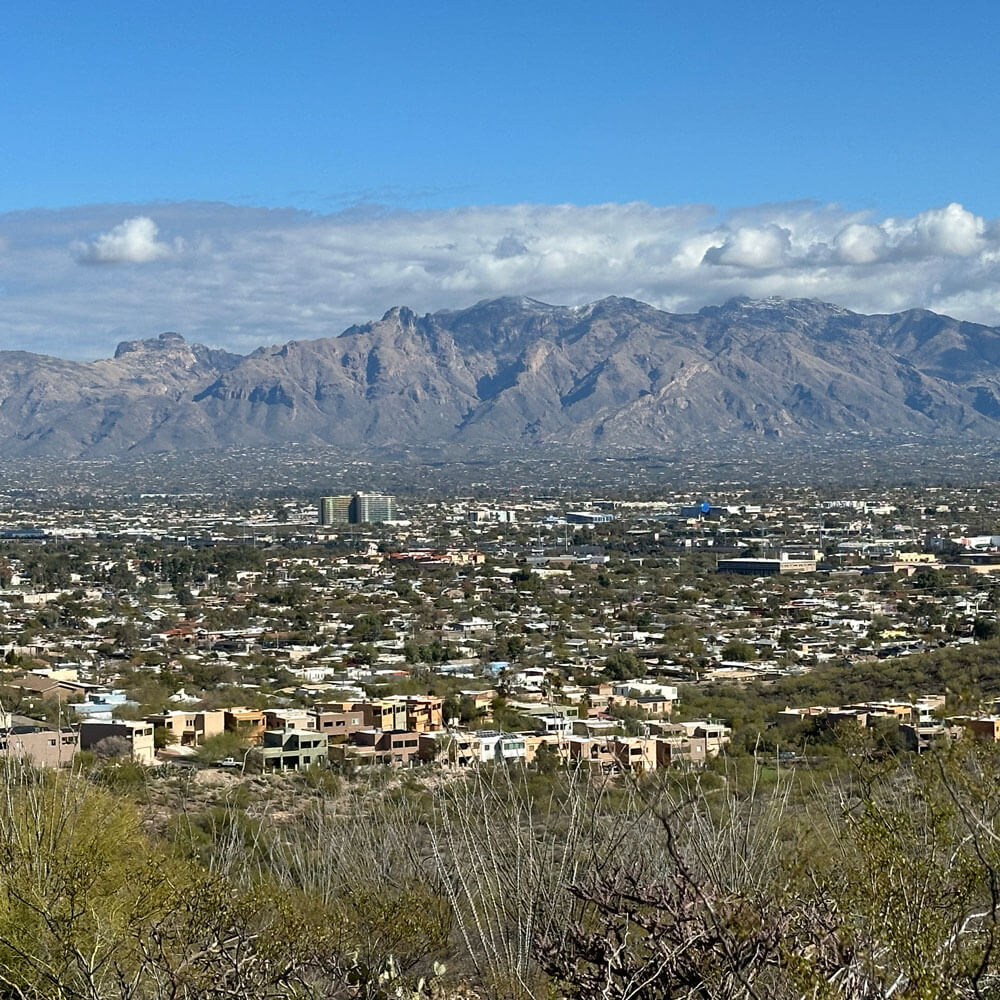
[703,224,792,268]
[2,198,1000,359]
[75,216,175,264]
[910,201,983,256]
[834,223,887,264]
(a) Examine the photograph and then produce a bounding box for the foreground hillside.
[6,744,1000,1000]
[6,296,1000,457]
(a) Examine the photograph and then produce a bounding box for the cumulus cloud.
[3,198,1000,359]
[910,201,983,256]
[703,224,792,268]
[834,223,887,264]
[75,216,175,263]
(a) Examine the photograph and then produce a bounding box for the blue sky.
[3,0,1000,357]
[5,0,998,216]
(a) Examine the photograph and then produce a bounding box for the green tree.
[720,639,756,662]
[603,650,644,681]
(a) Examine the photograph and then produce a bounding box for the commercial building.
[565,510,614,525]
[319,495,352,525]
[318,493,397,525]
[350,493,396,524]
[717,551,819,576]
[467,508,517,523]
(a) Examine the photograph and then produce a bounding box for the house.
[254,729,328,771]
[649,720,732,758]
[389,694,444,732]
[73,689,135,721]
[0,714,78,768]
[144,709,226,747]
[224,707,266,742]
[310,705,366,743]
[532,713,574,736]
[78,720,156,765]
[565,735,658,774]
[655,731,710,768]
[475,730,527,764]
[330,728,423,767]
[263,708,316,731]
[954,716,1000,741]
[322,699,409,732]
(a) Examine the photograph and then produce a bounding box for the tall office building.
[319,495,352,525]
[350,493,396,524]
[319,493,397,525]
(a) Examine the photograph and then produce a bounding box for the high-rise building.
[350,493,396,524]
[319,493,397,525]
[319,495,352,525]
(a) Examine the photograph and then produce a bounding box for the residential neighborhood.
[5,475,1000,777]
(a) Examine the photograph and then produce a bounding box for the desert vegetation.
[4,733,1000,999]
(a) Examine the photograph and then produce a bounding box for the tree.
[720,639,756,662]
[608,703,646,736]
[534,741,561,775]
[974,616,999,640]
[195,731,250,765]
[0,771,189,999]
[604,650,644,681]
[153,725,177,750]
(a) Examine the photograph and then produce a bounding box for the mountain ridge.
[4,295,1000,458]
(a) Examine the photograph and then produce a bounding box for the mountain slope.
[3,296,1000,457]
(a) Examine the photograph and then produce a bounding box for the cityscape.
[7,456,1000,994]
[6,0,1000,996]
[7,467,1000,778]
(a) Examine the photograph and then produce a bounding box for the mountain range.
[5,295,1000,459]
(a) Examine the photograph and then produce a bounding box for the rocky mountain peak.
[379,306,418,326]
[114,331,188,359]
